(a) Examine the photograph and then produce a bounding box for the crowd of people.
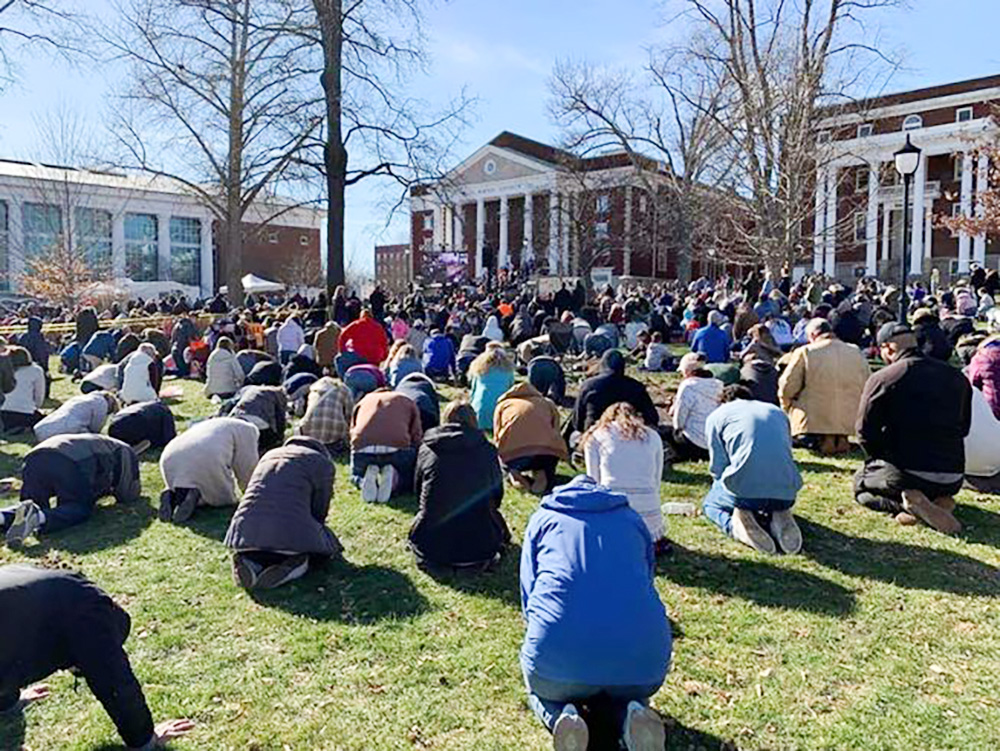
[0,262,996,749]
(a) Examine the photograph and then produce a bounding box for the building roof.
[818,73,1000,117]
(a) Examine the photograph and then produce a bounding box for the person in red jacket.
[338,310,389,366]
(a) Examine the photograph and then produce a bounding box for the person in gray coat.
[225,385,288,453]
[224,436,342,590]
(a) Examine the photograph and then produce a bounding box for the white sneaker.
[5,501,43,546]
[623,701,665,751]
[731,508,777,554]
[769,509,803,554]
[360,464,379,503]
[377,464,396,504]
[552,704,588,751]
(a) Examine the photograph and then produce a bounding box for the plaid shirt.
[297,378,354,446]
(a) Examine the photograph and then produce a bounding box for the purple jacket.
[968,341,1000,420]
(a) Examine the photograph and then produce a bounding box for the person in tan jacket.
[493,382,568,494]
[313,321,341,370]
[778,318,870,455]
[350,388,423,503]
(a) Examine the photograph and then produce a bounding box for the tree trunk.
[318,0,347,299]
[225,0,248,306]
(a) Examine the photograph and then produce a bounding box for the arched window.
[902,114,923,131]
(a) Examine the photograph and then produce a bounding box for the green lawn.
[1,367,999,750]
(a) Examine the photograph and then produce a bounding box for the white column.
[959,152,974,273]
[498,195,509,270]
[924,204,933,260]
[975,153,988,265]
[454,204,464,256]
[475,198,485,278]
[624,185,633,276]
[523,195,534,263]
[158,213,171,281]
[823,167,837,277]
[865,164,879,276]
[200,213,214,296]
[548,192,559,274]
[561,193,571,274]
[910,154,926,276]
[881,204,891,263]
[112,211,126,280]
[432,204,444,251]
[813,167,826,272]
[8,198,24,289]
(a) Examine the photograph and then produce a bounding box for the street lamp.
[893,134,922,323]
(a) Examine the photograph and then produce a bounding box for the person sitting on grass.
[690,310,731,364]
[33,391,119,443]
[350,388,423,503]
[527,355,566,404]
[665,353,722,462]
[469,342,516,432]
[853,322,970,534]
[963,384,1000,494]
[409,401,509,573]
[386,343,423,388]
[204,336,245,399]
[108,401,177,455]
[0,346,45,433]
[642,331,674,372]
[119,344,161,406]
[338,309,389,367]
[158,417,260,524]
[422,328,457,381]
[520,475,671,751]
[1,434,140,546]
[569,350,659,449]
[702,384,803,555]
[0,564,194,749]
[582,402,670,557]
[224,436,342,590]
[283,344,323,382]
[296,376,354,455]
[494,382,568,495]
[396,372,441,432]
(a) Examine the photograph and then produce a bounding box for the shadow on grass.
[182,505,234,542]
[419,543,521,608]
[572,699,732,751]
[385,491,419,515]
[799,519,1000,595]
[956,504,1000,548]
[252,557,429,624]
[666,718,735,751]
[795,460,857,475]
[659,543,856,616]
[663,466,711,489]
[0,709,25,751]
[18,498,155,556]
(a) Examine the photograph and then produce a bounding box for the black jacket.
[856,348,971,474]
[740,359,779,406]
[0,565,154,748]
[913,318,954,362]
[108,401,177,449]
[409,424,509,566]
[21,435,141,508]
[396,374,440,432]
[571,365,659,433]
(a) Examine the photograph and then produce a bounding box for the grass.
[1,365,999,750]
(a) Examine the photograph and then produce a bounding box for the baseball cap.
[876,322,912,346]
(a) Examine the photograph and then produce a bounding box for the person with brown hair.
[738,324,781,364]
[409,401,509,572]
[582,402,669,556]
[204,336,245,399]
[469,342,515,432]
[494,383,568,495]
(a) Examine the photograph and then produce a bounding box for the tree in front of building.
[18,235,101,308]
[938,145,1000,243]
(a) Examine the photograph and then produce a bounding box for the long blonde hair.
[581,402,649,448]
[468,341,513,378]
[389,343,417,367]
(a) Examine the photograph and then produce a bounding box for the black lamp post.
[893,134,922,323]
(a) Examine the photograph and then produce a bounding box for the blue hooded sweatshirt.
[520,475,671,687]
[422,334,455,376]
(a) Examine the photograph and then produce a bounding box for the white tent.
[241,274,285,293]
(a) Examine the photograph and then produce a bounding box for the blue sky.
[1,0,999,274]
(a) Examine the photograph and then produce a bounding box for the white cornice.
[817,87,1000,129]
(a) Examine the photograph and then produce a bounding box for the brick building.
[374,243,412,292]
[808,74,1000,283]
[409,132,688,284]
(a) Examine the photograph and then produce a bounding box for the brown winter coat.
[493,382,568,462]
[313,322,341,368]
[350,390,423,450]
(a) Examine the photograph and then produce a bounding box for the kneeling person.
[108,401,177,454]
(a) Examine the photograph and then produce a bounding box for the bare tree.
[303,0,473,298]
[103,0,324,304]
[0,0,77,89]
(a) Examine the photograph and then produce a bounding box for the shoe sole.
[172,492,199,524]
[625,706,666,751]
[770,513,803,554]
[377,466,393,504]
[233,558,257,589]
[552,713,588,751]
[732,510,777,554]
[255,557,309,590]
[361,466,379,503]
[903,491,961,534]
[158,492,174,523]
[4,504,31,545]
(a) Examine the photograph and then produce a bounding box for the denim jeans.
[521,662,660,732]
[350,448,417,495]
[701,479,793,537]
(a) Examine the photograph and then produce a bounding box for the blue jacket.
[470,367,515,432]
[389,356,423,388]
[82,330,116,361]
[690,324,731,363]
[706,399,802,501]
[422,334,455,375]
[19,317,50,372]
[520,475,671,687]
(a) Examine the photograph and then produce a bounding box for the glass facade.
[22,202,63,259]
[125,213,158,281]
[75,207,113,274]
[0,201,7,291]
[169,217,201,286]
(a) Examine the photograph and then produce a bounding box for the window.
[854,212,867,243]
[817,131,831,144]
[638,194,648,213]
[952,203,963,218]
[954,157,964,182]
[596,194,610,215]
[74,207,112,274]
[124,213,158,281]
[957,106,974,123]
[594,222,609,240]
[299,234,309,246]
[22,202,62,259]
[0,201,7,291]
[857,123,873,138]
[169,217,201,286]
[422,213,433,231]
[268,231,279,244]
[855,170,868,192]
[902,114,923,131]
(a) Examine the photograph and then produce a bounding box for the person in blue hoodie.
[702,384,804,555]
[520,475,671,751]
[81,329,117,374]
[422,328,456,381]
[689,310,732,363]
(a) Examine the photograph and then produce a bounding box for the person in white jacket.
[204,337,245,398]
[583,401,669,556]
[158,417,260,523]
[34,391,118,442]
[1,347,46,432]
[964,386,1000,493]
[119,344,159,405]
[666,352,723,462]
